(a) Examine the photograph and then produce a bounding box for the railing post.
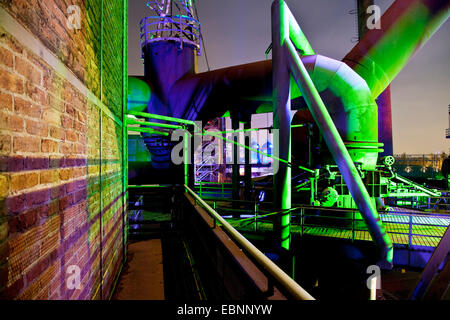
[352,211,355,243]
[254,202,259,232]
[409,214,413,249]
[301,208,304,237]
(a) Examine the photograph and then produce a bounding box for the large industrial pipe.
[136,0,449,262]
[344,0,450,99]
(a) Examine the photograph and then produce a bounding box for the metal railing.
[184,185,315,300]
[194,181,233,199]
[140,15,201,57]
[210,200,450,249]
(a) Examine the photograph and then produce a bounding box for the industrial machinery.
[127,0,450,267]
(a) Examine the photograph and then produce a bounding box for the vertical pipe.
[184,131,189,186]
[189,125,195,189]
[244,121,252,199]
[122,0,129,265]
[272,0,291,251]
[99,0,104,299]
[357,0,394,156]
[217,118,226,183]
[232,118,240,215]
[377,87,393,156]
[357,0,374,40]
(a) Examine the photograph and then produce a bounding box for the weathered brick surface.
[0,1,126,300]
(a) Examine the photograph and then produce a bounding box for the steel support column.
[232,118,241,216]
[244,121,252,199]
[357,0,393,156]
[188,125,195,189]
[272,0,291,251]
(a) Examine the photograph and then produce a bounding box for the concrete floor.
[112,240,165,300]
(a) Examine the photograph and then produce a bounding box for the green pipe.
[126,117,184,130]
[203,127,262,135]
[127,110,196,126]
[127,127,170,136]
[128,185,169,188]
[205,130,314,174]
[195,181,233,185]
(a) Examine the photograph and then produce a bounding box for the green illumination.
[128,185,168,188]
[222,110,231,118]
[127,127,170,136]
[351,4,449,99]
[127,110,196,126]
[205,130,290,167]
[128,77,151,112]
[126,117,183,130]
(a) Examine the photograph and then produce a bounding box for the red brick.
[0,135,11,154]
[0,92,13,111]
[60,142,73,154]
[59,194,74,211]
[74,143,86,155]
[26,189,51,207]
[6,194,27,214]
[15,97,42,119]
[59,168,72,181]
[0,240,9,263]
[0,46,13,68]
[10,209,38,233]
[61,114,73,129]
[45,200,59,216]
[13,136,40,153]
[42,108,60,125]
[0,68,23,94]
[26,256,50,284]
[65,129,77,142]
[41,139,58,153]
[0,112,24,132]
[40,170,59,184]
[0,174,8,198]
[10,172,39,191]
[49,126,64,140]
[26,119,48,137]
[15,56,42,86]
[65,104,76,118]
[25,157,49,170]
[51,185,66,200]
[25,83,46,106]
[47,93,64,113]
[77,110,87,124]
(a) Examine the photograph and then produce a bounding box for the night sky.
[128,0,450,155]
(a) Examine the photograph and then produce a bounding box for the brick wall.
[0,0,127,300]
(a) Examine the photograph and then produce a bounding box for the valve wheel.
[383,156,395,166]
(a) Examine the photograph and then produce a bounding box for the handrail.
[139,15,201,57]
[184,184,315,300]
[127,110,196,126]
